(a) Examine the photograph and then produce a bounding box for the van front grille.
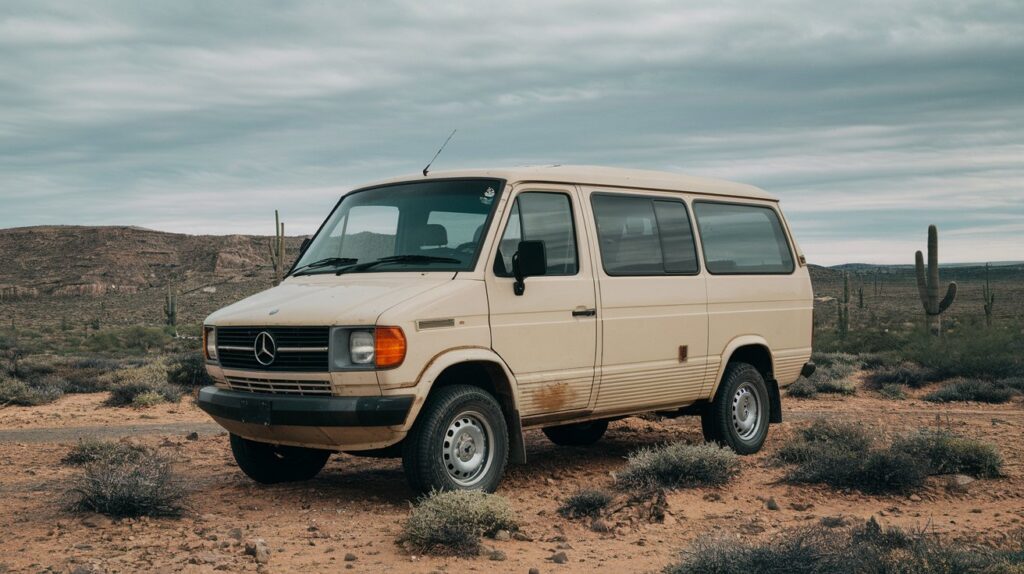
[216,326,330,372]
[224,376,333,396]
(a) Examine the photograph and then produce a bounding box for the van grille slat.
[224,376,332,396]
[216,327,330,372]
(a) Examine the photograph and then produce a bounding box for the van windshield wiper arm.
[336,254,461,275]
[290,257,359,277]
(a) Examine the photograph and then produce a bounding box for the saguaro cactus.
[164,285,177,329]
[914,225,957,334]
[982,263,995,327]
[857,285,865,309]
[268,210,286,285]
[836,272,850,336]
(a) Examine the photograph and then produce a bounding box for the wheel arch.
[708,336,782,424]
[404,348,526,464]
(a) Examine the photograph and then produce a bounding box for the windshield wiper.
[336,254,462,275]
[290,257,358,277]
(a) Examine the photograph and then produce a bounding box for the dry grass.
[398,491,518,556]
[616,442,740,493]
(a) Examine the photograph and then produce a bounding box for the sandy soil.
[1,383,1022,574]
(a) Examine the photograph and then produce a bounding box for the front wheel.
[701,362,770,455]
[402,385,509,494]
[229,434,331,484]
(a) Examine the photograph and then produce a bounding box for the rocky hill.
[0,226,303,301]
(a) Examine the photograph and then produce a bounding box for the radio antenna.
[422,129,457,176]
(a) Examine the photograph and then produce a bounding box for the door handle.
[572,308,596,317]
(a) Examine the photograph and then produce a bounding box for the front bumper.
[196,386,414,427]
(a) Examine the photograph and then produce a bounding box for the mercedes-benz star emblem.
[254,331,277,366]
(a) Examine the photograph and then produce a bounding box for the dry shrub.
[664,518,1021,574]
[558,490,613,519]
[62,439,151,466]
[892,430,1003,478]
[102,360,183,407]
[165,352,212,388]
[778,420,1002,493]
[788,353,857,398]
[616,442,739,493]
[878,384,907,400]
[399,491,518,556]
[68,448,185,517]
[924,379,1016,404]
[0,373,64,406]
[866,362,939,389]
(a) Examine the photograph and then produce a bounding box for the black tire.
[402,385,509,494]
[229,434,331,484]
[542,420,608,446]
[701,362,771,455]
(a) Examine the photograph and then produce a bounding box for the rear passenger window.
[693,202,794,274]
[591,195,699,275]
[494,192,579,277]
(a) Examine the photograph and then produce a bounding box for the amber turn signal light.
[375,326,406,368]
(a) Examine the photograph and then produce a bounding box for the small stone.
[489,550,507,561]
[228,528,243,541]
[494,529,511,541]
[908,494,922,502]
[513,531,534,542]
[550,551,568,564]
[590,518,612,533]
[186,432,200,441]
[790,502,813,512]
[949,474,976,490]
[344,553,357,562]
[530,569,541,574]
[766,497,780,511]
[245,539,270,564]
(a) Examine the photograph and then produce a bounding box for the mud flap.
[767,378,783,423]
[508,408,527,464]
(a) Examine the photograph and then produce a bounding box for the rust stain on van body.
[534,382,572,413]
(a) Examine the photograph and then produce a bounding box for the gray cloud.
[1,0,1022,264]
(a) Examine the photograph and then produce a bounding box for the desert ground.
[1,373,1022,574]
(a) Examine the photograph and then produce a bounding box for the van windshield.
[291,179,503,276]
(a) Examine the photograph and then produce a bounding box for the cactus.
[836,272,850,337]
[914,225,957,334]
[857,285,864,309]
[268,209,286,285]
[164,285,177,330]
[982,263,995,327]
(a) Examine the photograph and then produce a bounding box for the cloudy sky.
[2,1,1022,265]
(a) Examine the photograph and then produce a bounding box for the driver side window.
[494,192,578,277]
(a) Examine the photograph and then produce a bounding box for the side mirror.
[512,240,547,296]
[299,237,311,255]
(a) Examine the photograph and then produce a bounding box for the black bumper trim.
[197,386,414,427]
[800,361,817,378]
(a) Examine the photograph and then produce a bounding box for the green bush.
[903,323,1024,380]
[893,430,1003,478]
[85,326,172,355]
[62,439,152,466]
[399,491,518,556]
[0,373,64,406]
[616,442,740,492]
[558,490,613,519]
[664,518,1018,574]
[778,421,1003,493]
[787,379,818,398]
[103,360,183,407]
[165,352,212,387]
[877,384,907,400]
[924,379,1016,404]
[866,362,939,388]
[68,449,185,517]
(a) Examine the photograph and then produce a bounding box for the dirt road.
[1,389,1022,573]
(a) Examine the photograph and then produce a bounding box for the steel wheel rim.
[441,410,494,487]
[732,382,762,441]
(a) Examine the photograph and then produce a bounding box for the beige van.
[199,166,814,493]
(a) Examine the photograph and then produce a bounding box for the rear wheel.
[402,385,509,494]
[701,362,770,454]
[543,420,608,446]
[229,434,331,484]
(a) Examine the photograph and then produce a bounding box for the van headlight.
[331,326,407,370]
[203,326,218,362]
[349,330,375,364]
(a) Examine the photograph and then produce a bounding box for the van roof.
[362,165,777,201]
